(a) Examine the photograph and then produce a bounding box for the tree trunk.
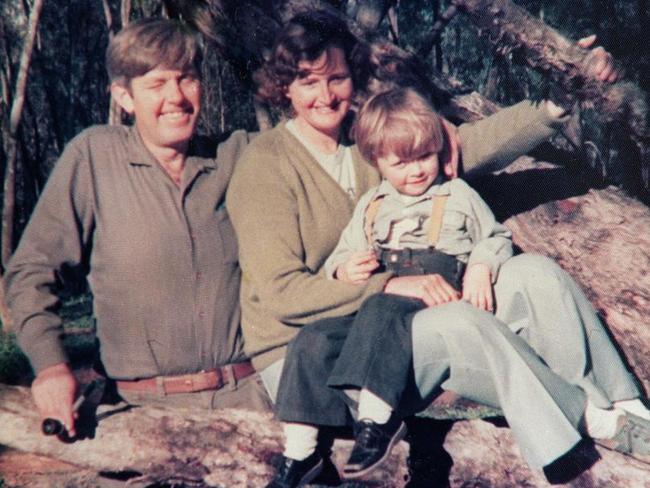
[1,381,649,487]
[1,0,44,332]
[106,0,130,125]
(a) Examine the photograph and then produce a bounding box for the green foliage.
[0,331,32,385]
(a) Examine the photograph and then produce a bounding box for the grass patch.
[0,332,33,385]
[0,293,96,385]
[417,401,503,421]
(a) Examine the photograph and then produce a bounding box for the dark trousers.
[327,293,424,408]
[275,249,462,426]
[275,294,426,426]
[275,314,356,426]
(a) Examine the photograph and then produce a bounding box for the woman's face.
[285,46,353,139]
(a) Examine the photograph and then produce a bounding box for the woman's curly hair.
[254,10,369,109]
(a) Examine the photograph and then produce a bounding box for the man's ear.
[110,82,135,114]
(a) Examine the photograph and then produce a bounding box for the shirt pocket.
[438,211,473,256]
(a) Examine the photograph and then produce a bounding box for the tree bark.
[1,382,649,487]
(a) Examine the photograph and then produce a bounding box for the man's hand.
[384,274,460,307]
[462,263,494,312]
[335,249,380,284]
[546,35,621,117]
[578,34,620,84]
[32,363,78,437]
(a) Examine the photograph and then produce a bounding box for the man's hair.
[106,18,202,86]
[354,87,446,165]
[254,10,364,108]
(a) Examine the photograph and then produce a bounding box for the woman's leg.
[328,293,424,408]
[493,254,641,407]
[274,315,355,427]
[409,301,586,469]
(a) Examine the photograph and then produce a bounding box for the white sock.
[358,388,393,424]
[614,399,650,421]
[584,400,625,440]
[283,423,319,461]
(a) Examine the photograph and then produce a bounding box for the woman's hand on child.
[462,263,494,312]
[336,250,380,284]
[384,274,460,307]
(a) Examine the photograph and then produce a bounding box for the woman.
[227,10,648,486]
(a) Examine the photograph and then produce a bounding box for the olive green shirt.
[5,125,252,379]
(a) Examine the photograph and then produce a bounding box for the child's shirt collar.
[375,174,451,206]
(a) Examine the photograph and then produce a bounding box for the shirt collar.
[125,125,217,172]
[375,174,451,202]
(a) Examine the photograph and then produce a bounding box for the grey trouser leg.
[494,254,640,406]
[410,301,586,469]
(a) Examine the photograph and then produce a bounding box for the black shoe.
[266,451,324,488]
[343,415,407,479]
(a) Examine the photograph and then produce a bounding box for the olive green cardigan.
[227,100,565,370]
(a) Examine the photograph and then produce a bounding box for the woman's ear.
[441,119,460,179]
[110,82,135,115]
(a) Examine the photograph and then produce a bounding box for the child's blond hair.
[354,88,446,165]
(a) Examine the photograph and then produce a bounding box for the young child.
[325,87,514,478]
[272,87,514,485]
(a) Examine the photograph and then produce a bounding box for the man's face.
[112,67,201,154]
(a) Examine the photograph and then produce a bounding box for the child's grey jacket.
[324,177,512,283]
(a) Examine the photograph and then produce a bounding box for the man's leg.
[210,373,274,411]
[409,301,586,469]
[494,254,641,407]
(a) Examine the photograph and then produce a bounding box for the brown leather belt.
[116,361,256,395]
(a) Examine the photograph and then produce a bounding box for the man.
[4,18,271,438]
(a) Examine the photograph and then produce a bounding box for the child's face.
[376,151,440,196]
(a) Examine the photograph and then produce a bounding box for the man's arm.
[4,132,96,435]
[454,37,619,177]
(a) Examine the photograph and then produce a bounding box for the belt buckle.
[222,364,236,391]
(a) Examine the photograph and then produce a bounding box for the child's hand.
[335,250,380,284]
[462,263,494,312]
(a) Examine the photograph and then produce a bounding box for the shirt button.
[196,272,202,280]
[198,310,205,318]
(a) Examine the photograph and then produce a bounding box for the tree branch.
[417,4,458,59]
[451,0,650,191]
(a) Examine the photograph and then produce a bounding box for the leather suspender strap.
[426,195,449,246]
[363,193,385,244]
[364,191,448,247]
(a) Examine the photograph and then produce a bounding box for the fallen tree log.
[2,382,650,488]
